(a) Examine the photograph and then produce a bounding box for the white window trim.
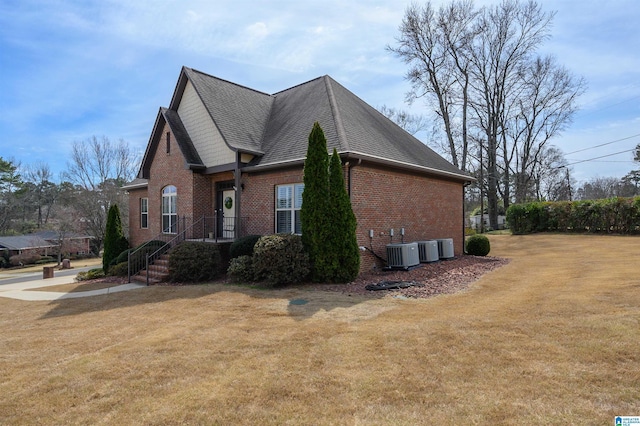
[140,197,148,229]
[275,183,304,234]
[162,186,177,234]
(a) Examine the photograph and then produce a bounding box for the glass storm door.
[222,189,235,239]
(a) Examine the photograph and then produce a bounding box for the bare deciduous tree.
[23,162,59,227]
[389,0,584,228]
[63,136,138,250]
[388,0,477,171]
[377,105,430,135]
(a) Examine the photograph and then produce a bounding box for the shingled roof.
[134,67,471,182]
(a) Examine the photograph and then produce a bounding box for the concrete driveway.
[0,266,145,301]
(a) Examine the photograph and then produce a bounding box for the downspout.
[234,152,242,240]
[347,157,362,198]
[463,182,468,254]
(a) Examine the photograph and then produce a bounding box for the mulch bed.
[84,255,509,300]
[302,255,510,299]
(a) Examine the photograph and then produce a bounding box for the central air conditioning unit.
[435,238,455,259]
[416,240,439,263]
[386,242,420,269]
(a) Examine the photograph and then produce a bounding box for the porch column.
[234,152,242,240]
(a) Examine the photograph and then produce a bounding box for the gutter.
[242,151,475,183]
[121,180,149,191]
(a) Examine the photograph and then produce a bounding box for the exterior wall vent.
[386,242,420,269]
[416,240,439,263]
[435,238,455,259]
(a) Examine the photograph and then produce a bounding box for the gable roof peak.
[184,67,271,97]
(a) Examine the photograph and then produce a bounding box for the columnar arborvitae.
[103,204,129,272]
[328,148,360,282]
[301,122,330,281]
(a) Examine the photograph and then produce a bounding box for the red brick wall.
[128,187,148,247]
[128,123,214,247]
[241,167,304,235]
[129,138,465,273]
[349,164,464,272]
[240,163,464,273]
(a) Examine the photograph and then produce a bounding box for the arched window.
[162,185,177,233]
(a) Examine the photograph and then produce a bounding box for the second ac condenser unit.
[416,240,439,263]
[386,242,420,269]
[435,238,455,259]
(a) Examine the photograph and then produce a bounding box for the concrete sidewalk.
[0,268,145,301]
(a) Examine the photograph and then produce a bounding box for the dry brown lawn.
[1,234,638,425]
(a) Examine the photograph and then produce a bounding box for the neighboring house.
[33,231,93,256]
[125,67,473,272]
[469,214,507,231]
[0,231,92,259]
[0,235,56,258]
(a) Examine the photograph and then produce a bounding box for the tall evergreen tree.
[301,122,330,282]
[328,148,360,282]
[103,204,129,272]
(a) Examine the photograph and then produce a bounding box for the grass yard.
[1,234,638,424]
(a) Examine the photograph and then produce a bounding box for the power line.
[573,160,636,163]
[563,133,640,155]
[563,147,637,167]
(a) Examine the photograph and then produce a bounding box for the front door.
[222,189,235,239]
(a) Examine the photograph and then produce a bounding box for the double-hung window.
[162,185,177,233]
[276,184,304,234]
[140,198,148,229]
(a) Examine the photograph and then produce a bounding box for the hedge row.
[506,197,640,235]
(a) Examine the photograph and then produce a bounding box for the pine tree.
[301,122,330,281]
[328,148,360,282]
[103,204,129,272]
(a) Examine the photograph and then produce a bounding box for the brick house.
[125,67,472,272]
[0,231,91,258]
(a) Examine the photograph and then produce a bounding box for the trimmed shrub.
[227,255,255,282]
[35,256,56,265]
[9,253,41,267]
[169,242,222,282]
[466,234,491,256]
[507,197,640,235]
[229,234,261,259]
[76,268,106,281]
[253,234,310,286]
[108,261,129,277]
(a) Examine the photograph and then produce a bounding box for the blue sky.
[1,0,639,184]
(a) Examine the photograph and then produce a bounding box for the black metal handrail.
[141,215,208,285]
[127,213,248,284]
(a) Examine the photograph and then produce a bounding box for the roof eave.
[241,152,475,183]
[342,151,475,182]
[122,180,149,190]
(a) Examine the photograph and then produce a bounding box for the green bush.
[507,197,640,235]
[108,261,129,277]
[169,242,222,282]
[103,204,129,272]
[229,234,261,259]
[227,255,255,282]
[466,234,491,256]
[253,234,310,286]
[76,268,106,281]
